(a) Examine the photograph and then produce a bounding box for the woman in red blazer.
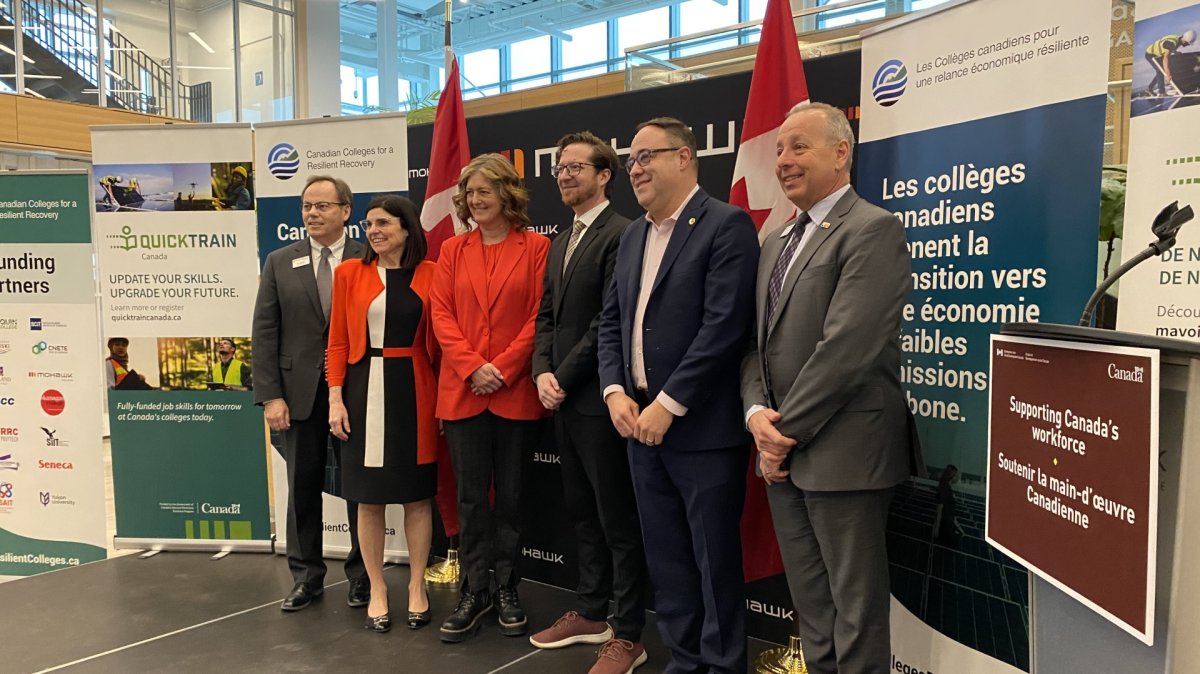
[430,154,550,643]
[327,195,438,633]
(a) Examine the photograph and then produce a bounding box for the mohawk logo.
[532,452,561,465]
[746,599,794,621]
[521,547,564,564]
[497,149,526,179]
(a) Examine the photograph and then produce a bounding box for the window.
[617,7,669,64]
[561,21,609,81]
[510,35,551,91]
[678,0,739,56]
[462,48,500,98]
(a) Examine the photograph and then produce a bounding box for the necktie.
[562,219,586,278]
[765,212,811,329]
[317,246,333,321]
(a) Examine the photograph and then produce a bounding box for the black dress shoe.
[408,609,432,630]
[365,612,392,633]
[347,578,371,608]
[495,585,527,636]
[439,589,492,643]
[281,582,323,612]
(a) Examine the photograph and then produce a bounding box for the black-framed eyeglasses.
[301,201,346,212]
[550,162,600,178]
[624,147,681,172]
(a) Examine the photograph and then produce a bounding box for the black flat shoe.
[281,582,323,612]
[408,609,432,630]
[365,613,392,633]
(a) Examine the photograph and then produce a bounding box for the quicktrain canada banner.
[0,170,106,580]
[858,0,1109,670]
[91,124,270,549]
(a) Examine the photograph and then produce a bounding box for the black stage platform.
[7,552,775,673]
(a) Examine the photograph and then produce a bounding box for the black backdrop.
[408,51,861,645]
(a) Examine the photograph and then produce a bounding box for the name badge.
[292,256,311,268]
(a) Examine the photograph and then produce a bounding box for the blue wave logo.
[267,142,300,180]
[872,59,908,107]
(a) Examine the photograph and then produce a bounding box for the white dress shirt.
[311,232,348,279]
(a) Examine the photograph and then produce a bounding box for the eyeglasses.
[301,201,346,213]
[550,162,600,178]
[359,217,399,229]
[624,147,681,172]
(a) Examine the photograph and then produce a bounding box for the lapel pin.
[820,221,831,229]
[688,217,696,226]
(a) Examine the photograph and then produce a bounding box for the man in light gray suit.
[741,102,914,674]
[253,175,369,612]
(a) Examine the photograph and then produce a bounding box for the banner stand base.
[115,538,275,554]
[272,543,411,565]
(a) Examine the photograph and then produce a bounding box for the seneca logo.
[267,143,300,179]
[872,59,908,107]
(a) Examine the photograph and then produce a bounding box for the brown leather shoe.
[529,611,613,649]
[588,639,647,674]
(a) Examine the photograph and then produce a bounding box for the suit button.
[483,329,490,336]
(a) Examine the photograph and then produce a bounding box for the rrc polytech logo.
[40,390,65,416]
[267,142,300,179]
[0,427,17,443]
[872,59,908,107]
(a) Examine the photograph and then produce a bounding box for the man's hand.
[328,399,351,441]
[760,453,790,485]
[535,373,567,410]
[605,391,639,439]
[469,363,505,395]
[634,400,675,446]
[748,408,797,459]
[264,399,291,431]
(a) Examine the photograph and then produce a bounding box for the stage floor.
[7,551,775,673]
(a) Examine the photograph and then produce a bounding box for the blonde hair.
[453,154,531,230]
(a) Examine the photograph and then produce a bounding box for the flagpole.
[444,0,453,74]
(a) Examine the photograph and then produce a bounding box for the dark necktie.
[765,212,811,328]
[317,246,332,321]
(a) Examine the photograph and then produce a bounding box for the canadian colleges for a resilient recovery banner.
[253,114,411,559]
[1117,0,1200,341]
[91,125,270,548]
[858,0,1109,671]
[0,171,107,580]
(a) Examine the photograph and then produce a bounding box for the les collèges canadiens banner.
[858,0,1109,671]
[253,114,411,559]
[0,171,106,580]
[91,124,270,549]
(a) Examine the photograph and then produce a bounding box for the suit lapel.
[768,189,858,335]
[758,230,785,346]
[549,227,569,317]
[625,216,649,317]
[461,231,490,314]
[557,206,611,315]
[489,231,527,309]
[293,239,324,321]
[650,190,705,297]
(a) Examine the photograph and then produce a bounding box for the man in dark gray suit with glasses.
[253,175,369,612]
[741,103,916,674]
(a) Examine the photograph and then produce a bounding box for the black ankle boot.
[495,585,527,636]
[439,589,493,643]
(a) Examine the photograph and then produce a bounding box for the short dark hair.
[634,117,698,170]
[555,131,621,198]
[360,194,428,270]
[302,175,353,214]
[107,337,129,349]
[219,338,235,348]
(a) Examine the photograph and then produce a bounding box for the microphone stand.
[1079,201,1193,327]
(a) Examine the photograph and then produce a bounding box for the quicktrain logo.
[872,59,908,107]
[267,143,300,180]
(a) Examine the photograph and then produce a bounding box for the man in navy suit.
[597,117,759,674]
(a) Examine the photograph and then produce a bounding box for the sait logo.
[871,59,908,107]
[42,427,68,448]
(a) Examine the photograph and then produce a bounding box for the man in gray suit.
[741,102,913,674]
[253,175,369,612]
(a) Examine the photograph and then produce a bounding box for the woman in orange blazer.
[327,195,438,633]
[431,154,550,643]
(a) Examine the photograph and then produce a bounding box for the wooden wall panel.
[0,93,176,155]
[0,96,17,145]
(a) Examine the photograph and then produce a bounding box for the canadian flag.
[734,0,808,584]
[729,0,809,241]
[420,56,471,262]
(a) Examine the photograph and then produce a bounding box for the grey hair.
[786,102,855,172]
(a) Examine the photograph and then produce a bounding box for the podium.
[996,323,1200,672]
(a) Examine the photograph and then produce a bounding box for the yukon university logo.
[267,142,300,180]
[872,59,908,107]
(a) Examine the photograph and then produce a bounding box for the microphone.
[1079,201,1193,327]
